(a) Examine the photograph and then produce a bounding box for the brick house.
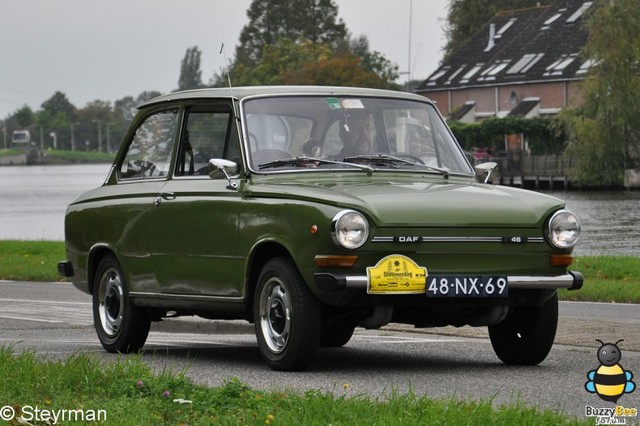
[415,0,593,123]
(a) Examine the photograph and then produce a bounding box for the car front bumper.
[315,271,584,291]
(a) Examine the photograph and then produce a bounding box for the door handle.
[154,192,176,206]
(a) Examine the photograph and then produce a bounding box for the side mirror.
[474,161,498,184]
[208,158,238,190]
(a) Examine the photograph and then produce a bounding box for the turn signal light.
[550,254,574,267]
[314,255,358,268]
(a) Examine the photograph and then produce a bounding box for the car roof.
[138,86,433,110]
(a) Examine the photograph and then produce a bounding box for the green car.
[58,86,582,371]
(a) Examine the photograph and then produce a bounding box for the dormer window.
[460,64,483,83]
[427,67,449,85]
[544,54,578,76]
[576,59,596,75]
[566,2,593,23]
[506,53,544,74]
[541,9,566,29]
[478,60,511,81]
[495,18,517,39]
[445,65,467,85]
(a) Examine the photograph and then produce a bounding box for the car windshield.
[242,95,473,175]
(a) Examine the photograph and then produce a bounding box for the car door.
[148,104,246,297]
[110,108,179,294]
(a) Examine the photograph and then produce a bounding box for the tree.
[562,0,640,187]
[13,105,34,128]
[36,92,77,150]
[443,0,553,60]
[236,0,348,64]
[211,0,398,88]
[40,91,76,119]
[178,46,203,91]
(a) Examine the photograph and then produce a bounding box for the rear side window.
[119,110,179,180]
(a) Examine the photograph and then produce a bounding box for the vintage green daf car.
[59,86,582,371]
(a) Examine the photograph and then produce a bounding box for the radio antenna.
[220,43,238,121]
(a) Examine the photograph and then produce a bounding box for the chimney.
[484,23,496,52]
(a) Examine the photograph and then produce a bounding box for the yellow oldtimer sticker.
[366,254,427,294]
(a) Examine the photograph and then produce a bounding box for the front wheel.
[488,292,558,365]
[254,257,321,371]
[92,254,150,353]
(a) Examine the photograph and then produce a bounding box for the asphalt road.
[1,281,639,421]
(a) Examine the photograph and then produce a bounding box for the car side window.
[119,110,179,180]
[176,107,240,176]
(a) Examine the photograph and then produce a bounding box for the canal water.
[0,164,638,255]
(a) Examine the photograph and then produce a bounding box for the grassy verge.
[0,148,24,157]
[43,149,115,163]
[559,256,640,303]
[0,346,589,425]
[0,240,66,282]
[0,240,638,304]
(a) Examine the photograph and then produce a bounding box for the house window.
[427,67,449,85]
[576,59,596,75]
[478,60,511,81]
[566,2,593,23]
[495,18,517,39]
[544,54,578,76]
[446,65,466,85]
[460,64,483,83]
[506,53,544,74]
[543,12,564,26]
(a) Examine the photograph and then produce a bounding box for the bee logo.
[585,339,636,403]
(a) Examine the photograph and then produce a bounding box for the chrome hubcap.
[259,278,291,354]
[98,268,124,337]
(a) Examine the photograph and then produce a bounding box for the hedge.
[448,116,566,155]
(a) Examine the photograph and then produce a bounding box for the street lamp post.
[92,119,102,152]
[106,122,113,153]
[0,120,6,150]
[49,132,57,150]
[70,122,79,152]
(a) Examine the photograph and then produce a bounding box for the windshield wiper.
[258,156,374,173]
[343,154,450,177]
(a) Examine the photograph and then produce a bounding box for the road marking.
[0,315,63,323]
[353,335,463,344]
[0,298,90,306]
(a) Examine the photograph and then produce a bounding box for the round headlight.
[331,210,369,249]
[547,209,581,249]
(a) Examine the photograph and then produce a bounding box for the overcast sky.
[0,0,449,119]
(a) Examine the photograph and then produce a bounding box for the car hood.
[246,176,565,227]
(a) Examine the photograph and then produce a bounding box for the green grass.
[0,148,24,157]
[1,240,638,304]
[0,240,66,282]
[559,256,640,303]
[0,346,590,425]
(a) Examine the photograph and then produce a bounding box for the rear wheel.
[488,292,558,365]
[92,254,150,353]
[254,257,321,371]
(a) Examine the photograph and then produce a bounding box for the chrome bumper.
[315,271,584,291]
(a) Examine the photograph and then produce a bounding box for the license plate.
[426,275,508,297]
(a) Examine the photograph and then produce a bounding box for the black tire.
[92,254,150,353]
[254,257,321,371]
[488,292,558,365]
[319,321,356,348]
